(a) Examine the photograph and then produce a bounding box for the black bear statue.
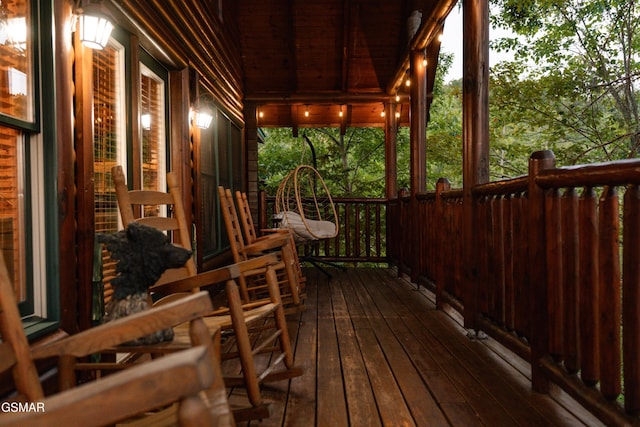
[97,222,192,344]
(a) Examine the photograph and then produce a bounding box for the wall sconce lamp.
[194,108,214,129]
[74,1,114,50]
[191,93,215,129]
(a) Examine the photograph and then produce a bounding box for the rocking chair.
[110,165,302,421]
[218,186,304,310]
[0,249,231,426]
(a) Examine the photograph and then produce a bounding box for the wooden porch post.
[409,49,428,195]
[384,102,398,200]
[462,0,490,330]
[529,150,555,393]
[244,102,260,222]
[55,0,80,333]
[410,48,428,281]
[385,101,398,270]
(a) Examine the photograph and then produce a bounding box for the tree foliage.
[261,2,640,195]
[258,52,458,196]
[259,127,389,197]
[490,0,640,164]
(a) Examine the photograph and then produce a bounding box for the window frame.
[0,0,41,132]
[20,0,60,338]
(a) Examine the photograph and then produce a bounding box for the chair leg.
[225,279,262,408]
[280,241,301,305]
[265,266,294,369]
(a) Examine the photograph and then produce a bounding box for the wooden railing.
[259,194,387,263]
[389,150,640,426]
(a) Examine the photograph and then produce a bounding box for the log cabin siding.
[112,0,245,124]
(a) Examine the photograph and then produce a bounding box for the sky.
[440,7,515,83]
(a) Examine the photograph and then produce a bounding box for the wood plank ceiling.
[236,0,454,129]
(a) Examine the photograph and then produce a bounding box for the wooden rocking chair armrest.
[30,292,213,360]
[0,346,215,427]
[260,228,289,235]
[150,253,280,296]
[239,235,291,254]
[201,299,275,328]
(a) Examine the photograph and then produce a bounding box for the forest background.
[259,0,640,198]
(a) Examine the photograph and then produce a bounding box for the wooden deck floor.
[231,267,603,426]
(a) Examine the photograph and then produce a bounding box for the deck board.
[234,267,604,426]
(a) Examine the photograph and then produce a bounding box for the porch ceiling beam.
[245,91,399,104]
[341,0,351,93]
[291,105,300,137]
[385,0,457,95]
[289,0,299,93]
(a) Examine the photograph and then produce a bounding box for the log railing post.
[397,188,409,277]
[258,190,267,231]
[528,150,556,393]
[623,184,640,413]
[435,178,450,309]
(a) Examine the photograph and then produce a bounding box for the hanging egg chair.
[275,165,339,244]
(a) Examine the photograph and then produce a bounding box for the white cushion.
[276,211,336,242]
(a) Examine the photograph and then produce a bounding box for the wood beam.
[384,102,398,199]
[462,0,490,331]
[245,92,397,104]
[386,0,457,95]
[410,49,427,195]
[289,0,299,93]
[291,105,299,137]
[341,0,351,93]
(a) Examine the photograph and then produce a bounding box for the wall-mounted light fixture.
[304,105,310,117]
[73,1,114,50]
[191,93,215,129]
[194,107,213,129]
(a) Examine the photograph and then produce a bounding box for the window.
[93,40,126,237]
[140,64,166,195]
[92,39,126,307]
[90,33,170,310]
[0,0,48,325]
[197,92,242,263]
[0,0,35,124]
[0,127,26,305]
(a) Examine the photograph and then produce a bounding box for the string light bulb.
[304,105,309,117]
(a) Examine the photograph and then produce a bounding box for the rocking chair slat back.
[111,165,197,289]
